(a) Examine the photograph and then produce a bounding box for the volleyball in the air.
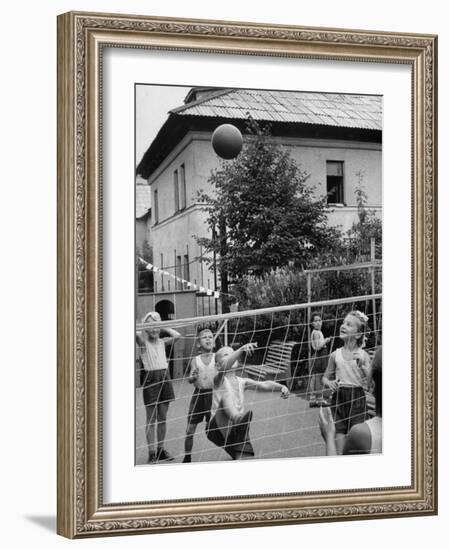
[211,124,243,160]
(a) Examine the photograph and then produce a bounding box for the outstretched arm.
[222,343,257,372]
[245,379,289,397]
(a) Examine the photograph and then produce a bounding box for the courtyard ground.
[135,379,325,465]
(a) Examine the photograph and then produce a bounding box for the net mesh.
[135,294,382,464]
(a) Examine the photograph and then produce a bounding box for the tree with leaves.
[196,119,341,309]
[346,173,382,261]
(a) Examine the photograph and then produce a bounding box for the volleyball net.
[135,293,382,465]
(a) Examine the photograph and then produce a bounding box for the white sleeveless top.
[335,347,367,389]
[192,354,216,390]
[211,376,247,417]
[140,339,168,372]
[366,416,382,453]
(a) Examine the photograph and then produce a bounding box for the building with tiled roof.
[138,88,381,180]
[172,88,381,129]
[136,87,382,321]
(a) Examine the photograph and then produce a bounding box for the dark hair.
[310,312,322,327]
[196,326,214,337]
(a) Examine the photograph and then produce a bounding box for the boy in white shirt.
[207,343,289,459]
[183,328,217,463]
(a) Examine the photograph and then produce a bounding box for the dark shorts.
[331,386,367,435]
[206,410,254,460]
[142,369,175,407]
[187,388,213,425]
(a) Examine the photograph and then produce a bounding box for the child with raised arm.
[322,310,372,455]
[207,343,289,460]
[183,328,217,463]
[136,311,180,463]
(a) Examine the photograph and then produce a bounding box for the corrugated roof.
[171,89,382,130]
[136,184,151,218]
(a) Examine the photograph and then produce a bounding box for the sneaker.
[148,451,157,464]
[182,455,192,463]
[156,448,174,462]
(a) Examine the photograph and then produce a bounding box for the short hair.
[142,311,161,324]
[196,325,214,337]
[215,346,233,364]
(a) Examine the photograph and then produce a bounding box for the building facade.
[137,87,382,319]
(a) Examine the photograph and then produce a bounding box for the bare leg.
[145,404,157,457]
[183,423,197,462]
[185,423,197,455]
[335,433,346,455]
[157,402,169,449]
[308,374,318,406]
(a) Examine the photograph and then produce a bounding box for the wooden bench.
[242,340,297,387]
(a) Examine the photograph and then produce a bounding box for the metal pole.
[306,272,312,397]
[212,224,218,315]
[307,271,312,350]
[370,237,378,346]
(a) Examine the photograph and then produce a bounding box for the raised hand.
[240,342,257,356]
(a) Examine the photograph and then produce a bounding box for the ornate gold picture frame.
[57,11,437,538]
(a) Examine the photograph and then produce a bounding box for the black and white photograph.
[135,84,382,465]
[1,0,443,545]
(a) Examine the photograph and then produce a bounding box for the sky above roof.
[136,84,190,165]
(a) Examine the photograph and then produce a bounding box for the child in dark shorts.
[309,313,331,407]
[206,344,289,460]
[319,346,382,455]
[322,310,372,455]
[137,311,180,463]
[183,328,217,463]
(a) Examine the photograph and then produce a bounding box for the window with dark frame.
[173,170,179,213]
[160,252,164,291]
[154,188,159,223]
[183,254,189,289]
[180,163,186,210]
[176,255,182,290]
[326,161,344,205]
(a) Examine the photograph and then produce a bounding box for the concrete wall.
[148,136,219,293]
[284,139,382,207]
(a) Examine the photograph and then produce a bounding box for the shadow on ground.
[25,515,56,533]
